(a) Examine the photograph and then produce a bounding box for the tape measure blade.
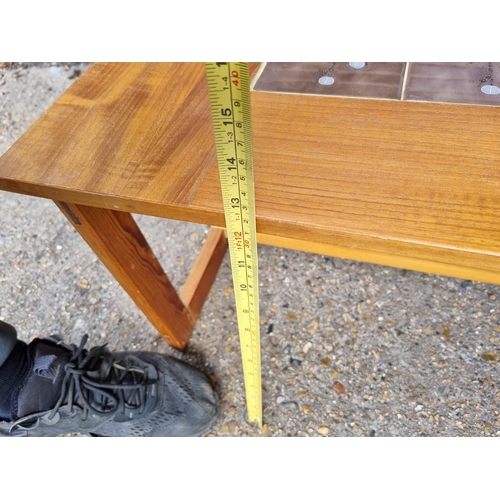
[205,62,262,427]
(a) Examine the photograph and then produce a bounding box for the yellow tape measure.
[205,62,262,427]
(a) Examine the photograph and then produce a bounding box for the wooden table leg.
[56,201,196,350]
[180,227,228,321]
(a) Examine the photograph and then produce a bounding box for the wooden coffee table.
[0,62,499,349]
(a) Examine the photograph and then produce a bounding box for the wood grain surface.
[1,63,500,284]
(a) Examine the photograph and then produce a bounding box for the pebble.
[77,279,89,288]
[227,421,239,434]
[308,318,319,332]
[460,353,473,364]
[318,427,329,436]
[283,401,299,411]
[482,352,499,361]
[303,342,312,354]
[333,382,346,395]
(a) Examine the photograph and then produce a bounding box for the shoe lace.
[46,334,156,421]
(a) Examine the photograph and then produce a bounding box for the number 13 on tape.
[205,62,262,427]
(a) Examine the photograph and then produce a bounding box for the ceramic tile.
[253,62,406,100]
[404,62,500,106]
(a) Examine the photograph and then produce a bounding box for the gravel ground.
[1,63,499,437]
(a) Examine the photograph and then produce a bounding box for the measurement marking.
[206,63,262,427]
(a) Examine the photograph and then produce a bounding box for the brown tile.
[253,62,406,100]
[404,62,500,106]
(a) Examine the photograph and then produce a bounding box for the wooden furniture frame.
[0,62,499,350]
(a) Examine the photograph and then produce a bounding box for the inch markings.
[205,62,262,427]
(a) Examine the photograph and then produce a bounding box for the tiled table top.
[253,62,500,106]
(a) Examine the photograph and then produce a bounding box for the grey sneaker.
[0,331,218,437]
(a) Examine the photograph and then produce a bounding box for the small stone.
[303,342,312,354]
[414,405,423,412]
[308,318,319,333]
[482,352,499,361]
[318,426,329,436]
[442,325,451,342]
[228,406,237,415]
[228,421,239,434]
[369,430,376,437]
[77,279,89,288]
[303,405,310,413]
[286,313,297,321]
[277,396,286,404]
[220,424,229,434]
[333,382,345,395]
[460,353,473,364]
[283,401,299,411]
[321,358,331,367]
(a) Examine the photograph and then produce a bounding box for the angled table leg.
[55,202,226,350]
[180,227,228,321]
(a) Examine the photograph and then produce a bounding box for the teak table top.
[0,63,499,283]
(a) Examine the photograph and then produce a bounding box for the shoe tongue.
[14,339,73,419]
